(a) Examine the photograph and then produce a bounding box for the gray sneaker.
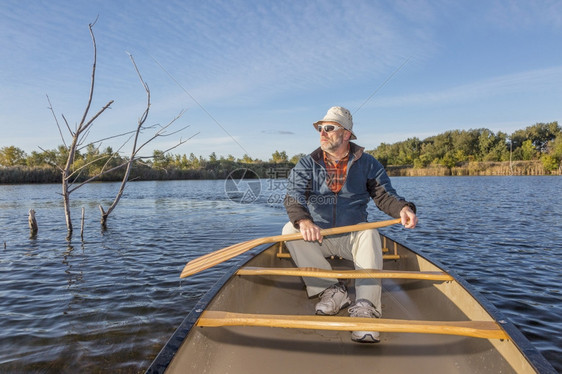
[315,283,351,315]
[348,299,381,343]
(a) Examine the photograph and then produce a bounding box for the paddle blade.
[180,239,261,278]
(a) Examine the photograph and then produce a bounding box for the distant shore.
[1,160,560,184]
[386,160,561,177]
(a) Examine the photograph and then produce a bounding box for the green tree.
[40,145,71,167]
[189,153,200,168]
[477,129,497,160]
[290,153,306,164]
[26,150,49,167]
[453,149,468,163]
[0,146,27,166]
[152,149,170,168]
[371,143,395,166]
[270,150,288,163]
[520,140,537,160]
[178,154,190,169]
[442,153,455,169]
[394,138,421,165]
[511,122,560,154]
[542,133,562,172]
[413,153,432,168]
[541,155,559,172]
[198,155,208,168]
[239,154,255,163]
[452,129,480,159]
[547,133,562,160]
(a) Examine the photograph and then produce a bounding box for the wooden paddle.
[180,218,401,278]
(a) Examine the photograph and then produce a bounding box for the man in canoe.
[283,106,418,343]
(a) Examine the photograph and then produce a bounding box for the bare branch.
[66,153,112,180]
[76,129,138,152]
[68,161,129,193]
[68,142,132,188]
[98,52,151,223]
[132,131,199,161]
[134,110,185,154]
[160,124,192,138]
[157,131,199,155]
[81,100,114,134]
[90,15,99,27]
[95,151,121,177]
[77,22,98,131]
[37,146,64,171]
[126,51,150,98]
[66,166,88,185]
[77,125,93,149]
[46,95,69,146]
[61,114,73,137]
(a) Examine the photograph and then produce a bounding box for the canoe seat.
[275,239,401,260]
[197,311,509,340]
[276,252,401,260]
[237,267,453,281]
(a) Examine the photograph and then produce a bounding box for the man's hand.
[400,206,418,229]
[297,219,323,243]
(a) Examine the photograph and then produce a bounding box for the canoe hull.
[147,235,555,373]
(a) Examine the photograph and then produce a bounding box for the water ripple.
[0,177,560,372]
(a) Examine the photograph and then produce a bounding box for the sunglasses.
[317,124,344,133]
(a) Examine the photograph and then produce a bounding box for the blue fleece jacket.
[284,142,415,229]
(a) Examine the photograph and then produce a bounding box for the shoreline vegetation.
[385,160,560,177]
[0,160,559,185]
[1,122,561,184]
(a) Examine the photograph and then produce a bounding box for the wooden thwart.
[275,252,401,260]
[197,311,509,340]
[237,267,454,281]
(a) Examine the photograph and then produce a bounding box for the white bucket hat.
[313,106,357,139]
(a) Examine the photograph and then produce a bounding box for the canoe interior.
[153,235,551,374]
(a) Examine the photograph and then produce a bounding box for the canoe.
[146,234,556,373]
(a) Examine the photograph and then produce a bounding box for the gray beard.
[321,139,342,153]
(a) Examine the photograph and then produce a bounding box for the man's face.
[319,121,346,153]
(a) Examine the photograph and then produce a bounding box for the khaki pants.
[282,222,383,316]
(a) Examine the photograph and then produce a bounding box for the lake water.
[0,176,561,372]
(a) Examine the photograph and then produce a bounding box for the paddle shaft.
[180,218,401,278]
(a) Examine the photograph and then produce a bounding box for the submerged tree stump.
[81,207,85,240]
[28,209,38,236]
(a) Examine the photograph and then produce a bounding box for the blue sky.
[1,0,561,161]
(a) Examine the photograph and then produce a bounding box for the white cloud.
[140,1,436,105]
[488,1,562,30]
[369,65,562,108]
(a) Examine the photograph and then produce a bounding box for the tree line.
[0,145,300,183]
[1,121,561,183]
[369,122,561,172]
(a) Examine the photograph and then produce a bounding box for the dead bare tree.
[44,20,113,236]
[46,20,194,237]
[98,53,196,228]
